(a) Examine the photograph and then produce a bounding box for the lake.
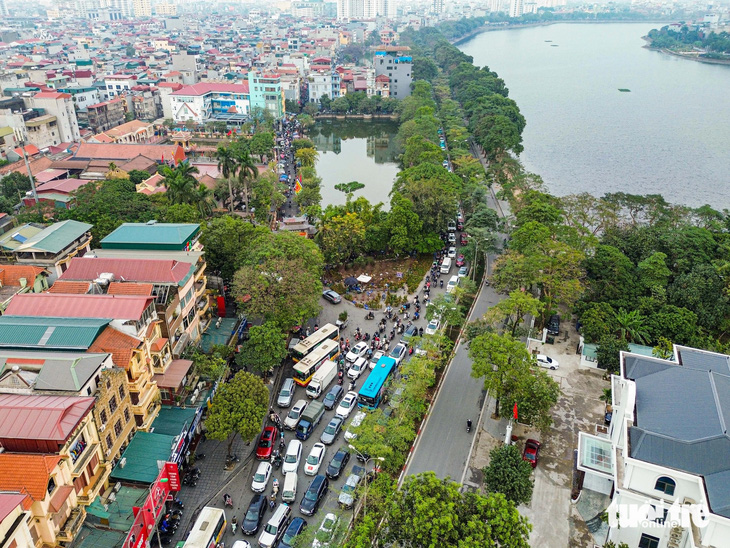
[311,118,400,210]
[459,23,730,209]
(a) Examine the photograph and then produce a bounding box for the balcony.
[194,279,206,298]
[77,463,109,505]
[72,442,99,476]
[197,296,210,317]
[131,379,158,417]
[57,507,86,542]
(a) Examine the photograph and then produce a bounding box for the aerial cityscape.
[0,1,729,548]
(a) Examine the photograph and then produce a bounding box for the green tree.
[235,321,288,374]
[317,211,367,264]
[249,131,274,163]
[579,302,617,344]
[159,162,200,206]
[0,172,31,200]
[637,251,671,292]
[483,290,544,338]
[502,367,560,430]
[652,337,674,359]
[470,332,533,415]
[199,215,267,280]
[189,348,226,380]
[596,336,630,374]
[233,144,259,216]
[215,144,238,213]
[668,263,729,331]
[164,203,201,223]
[383,472,531,548]
[204,371,269,455]
[583,244,639,309]
[615,308,650,344]
[128,169,151,185]
[295,147,319,168]
[386,192,424,255]
[233,232,324,328]
[483,444,534,505]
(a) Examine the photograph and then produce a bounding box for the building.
[374,46,412,100]
[73,142,185,166]
[577,346,730,548]
[0,0,8,17]
[30,92,81,144]
[0,493,34,548]
[104,75,137,99]
[247,72,285,118]
[0,125,18,160]
[85,97,127,133]
[0,264,49,312]
[132,0,151,17]
[5,220,92,281]
[22,178,92,210]
[308,58,341,104]
[155,1,176,15]
[90,119,155,144]
[100,222,201,251]
[433,0,444,13]
[509,0,524,17]
[168,82,251,125]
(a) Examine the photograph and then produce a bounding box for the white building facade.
[168,83,250,125]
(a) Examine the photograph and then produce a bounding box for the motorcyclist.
[467,419,472,431]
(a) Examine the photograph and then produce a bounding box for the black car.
[242,494,268,535]
[323,385,344,410]
[326,448,351,479]
[300,475,329,516]
[277,517,307,548]
[547,314,560,336]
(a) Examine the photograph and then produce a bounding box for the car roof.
[310,475,326,487]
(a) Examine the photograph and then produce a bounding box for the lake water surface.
[459,23,730,209]
[311,119,400,210]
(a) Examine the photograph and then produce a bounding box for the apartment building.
[30,91,81,143]
[85,97,126,133]
[374,46,412,100]
[168,82,251,125]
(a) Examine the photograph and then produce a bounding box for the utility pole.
[20,140,38,202]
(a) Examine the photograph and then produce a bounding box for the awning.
[357,275,372,284]
[344,276,359,287]
[49,485,73,512]
[152,359,192,389]
[150,337,169,353]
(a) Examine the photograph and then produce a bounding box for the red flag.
[513,403,518,420]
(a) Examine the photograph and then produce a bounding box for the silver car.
[320,416,343,445]
[277,378,295,408]
[338,471,362,509]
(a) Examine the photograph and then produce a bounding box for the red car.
[256,426,279,460]
[460,233,468,245]
[457,221,464,231]
[523,439,541,468]
[456,255,465,267]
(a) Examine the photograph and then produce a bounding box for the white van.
[281,471,298,503]
[446,275,460,293]
[440,257,452,274]
[258,503,292,548]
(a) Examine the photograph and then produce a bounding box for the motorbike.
[224,494,233,508]
[182,476,197,487]
[173,498,184,509]
[414,311,420,320]
[338,371,344,385]
[231,517,237,534]
[364,333,370,342]
[466,419,472,433]
[195,452,205,460]
[365,311,375,320]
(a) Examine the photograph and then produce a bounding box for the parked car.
[547,314,560,336]
[460,233,468,245]
[326,448,351,479]
[523,439,541,468]
[320,416,343,445]
[369,350,384,369]
[322,385,344,411]
[304,443,326,475]
[442,160,450,169]
[401,325,418,342]
[457,221,464,231]
[338,470,364,509]
[311,512,338,548]
[448,232,456,244]
[455,254,465,267]
[322,290,342,304]
[425,318,441,336]
[536,354,559,370]
[256,426,279,460]
[347,356,367,380]
[389,342,408,366]
[282,439,303,474]
[251,461,272,492]
[346,341,369,363]
[299,475,329,516]
[335,391,358,419]
[284,400,308,430]
[233,541,252,548]
[344,411,366,442]
[241,494,268,535]
[447,246,457,258]
[277,378,295,408]
[276,517,307,548]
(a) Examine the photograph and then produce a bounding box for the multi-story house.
[85,97,127,133]
[374,46,413,100]
[56,86,101,119]
[0,125,18,160]
[0,264,49,312]
[24,114,62,151]
[131,90,162,121]
[247,72,285,118]
[308,57,341,104]
[578,345,730,548]
[90,119,155,144]
[30,91,81,143]
[168,82,251,125]
[0,493,34,547]
[104,75,137,99]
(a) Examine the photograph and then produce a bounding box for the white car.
[447,246,457,258]
[346,341,369,363]
[389,343,408,367]
[536,354,560,370]
[425,318,441,335]
[304,442,326,476]
[347,356,367,380]
[282,439,303,474]
[312,513,339,548]
[284,399,307,430]
[251,461,272,492]
[335,391,358,419]
[369,350,384,369]
[448,232,456,243]
[344,411,366,442]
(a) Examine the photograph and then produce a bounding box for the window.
[118,385,125,400]
[106,433,113,448]
[654,476,676,496]
[47,477,56,495]
[124,408,130,423]
[106,379,111,390]
[114,420,123,436]
[638,534,660,548]
[109,396,117,414]
[99,409,108,424]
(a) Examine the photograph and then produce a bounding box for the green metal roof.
[100,222,200,251]
[15,220,92,254]
[110,431,176,484]
[0,127,13,138]
[150,405,198,436]
[0,316,111,350]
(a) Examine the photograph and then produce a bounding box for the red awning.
[152,359,192,389]
[48,485,73,512]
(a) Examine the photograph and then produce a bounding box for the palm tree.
[234,147,258,217]
[615,308,650,345]
[159,163,199,205]
[215,144,238,213]
[194,183,216,218]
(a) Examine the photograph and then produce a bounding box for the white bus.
[290,323,339,362]
[182,507,226,548]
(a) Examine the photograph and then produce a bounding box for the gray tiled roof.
[625,350,730,518]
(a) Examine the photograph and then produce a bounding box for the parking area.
[465,316,608,548]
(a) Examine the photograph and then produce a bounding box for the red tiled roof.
[33,91,71,100]
[150,337,168,353]
[0,265,47,287]
[61,257,193,285]
[107,282,154,296]
[171,82,250,96]
[88,326,141,368]
[0,492,28,520]
[0,455,61,510]
[47,280,91,294]
[5,293,154,321]
[13,144,40,157]
[74,143,185,164]
[0,156,54,178]
[0,394,95,443]
[36,178,91,195]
